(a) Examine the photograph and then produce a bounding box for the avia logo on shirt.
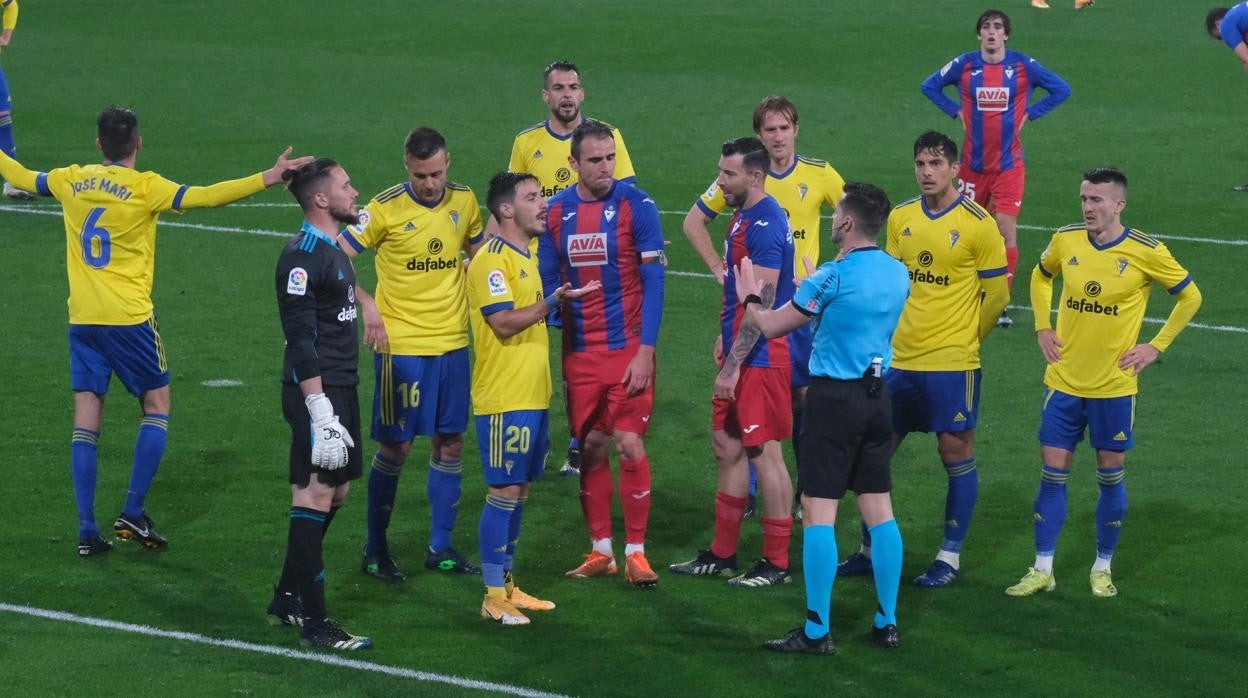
[568,232,608,267]
[337,305,358,322]
[975,86,1010,112]
[1065,296,1120,316]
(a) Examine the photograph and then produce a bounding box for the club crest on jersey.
[975,86,1010,112]
[798,184,809,201]
[567,232,608,267]
[1116,257,1129,276]
[450,211,460,227]
[730,219,743,237]
[487,269,509,297]
[287,267,308,296]
[1005,67,1015,79]
[949,230,961,248]
[604,204,616,222]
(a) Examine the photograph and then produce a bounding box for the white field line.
[11,200,1248,246]
[0,602,572,698]
[3,205,1243,334]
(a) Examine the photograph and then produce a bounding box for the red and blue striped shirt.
[722,195,794,369]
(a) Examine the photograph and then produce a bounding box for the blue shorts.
[69,320,170,397]
[371,349,469,443]
[885,368,981,435]
[0,65,10,112]
[1038,388,1135,453]
[476,410,550,487]
[789,322,813,389]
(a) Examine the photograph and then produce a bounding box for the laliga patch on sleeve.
[347,209,370,235]
[487,269,509,297]
[287,267,309,296]
[702,180,719,200]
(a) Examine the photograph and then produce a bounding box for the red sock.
[1005,246,1019,289]
[711,492,747,559]
[579,460,613,542]
[762,516,793,570]
[618,456,652,545]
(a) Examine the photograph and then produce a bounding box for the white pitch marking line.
[201,379,245,387]
[2,206,1242,335]
[10,201,1247,246]
[0,603,571,698]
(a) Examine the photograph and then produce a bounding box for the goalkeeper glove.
[305,393,355,470]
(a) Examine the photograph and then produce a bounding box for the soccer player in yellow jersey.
[839,131,1009,587]
[683,96,846,516]
[1007,167,1201,599]
[0,0,34,199]
[469,172,598,625]
[0,106,311,555]
[340,128,485,581]
[508,60,637,476]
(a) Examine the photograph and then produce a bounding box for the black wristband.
[742,294,763,308]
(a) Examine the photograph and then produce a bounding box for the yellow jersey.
[342,181,484,355]
[885,195,1007,371]
[508,118,636,199]
[697,155,845,279]
[11,158,265,325]
[466,236,551,415]
[1034,226,1194,398]
[3,0,19,31]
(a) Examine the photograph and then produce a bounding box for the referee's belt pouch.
[863,369,882,398]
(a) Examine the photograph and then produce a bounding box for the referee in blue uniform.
[733,182,911,655]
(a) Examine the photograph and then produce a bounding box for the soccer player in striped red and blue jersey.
[539,121,666,587]
[921,9,1070,324]
[670,137,797,588]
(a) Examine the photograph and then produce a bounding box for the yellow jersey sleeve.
[3,0,19,31]
[822,162,846,209]
[461,190,485,248]
[612,127,637,182]
[695,179,730,219]
[343,197,389,250]
[972,215,1008,274]
[1139,241,1192,295]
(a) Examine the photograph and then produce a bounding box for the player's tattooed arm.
[714,280,775,400]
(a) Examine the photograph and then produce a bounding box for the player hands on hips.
[1007,167,1201,600]
[537,121,666,589]
[669,138,796,588]
[470,172,601,625]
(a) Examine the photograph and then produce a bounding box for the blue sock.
[71,428,100,538]
[0,113,15,158]
[569,437,580,451]
[428,457,462,553]
[1095,467,1127,562]
[122,414,168,520]
[479,494,515,588]
[803,524,837,640]
[748,462,758,498]
[868,519,903,627]
[1035,464,1070,556]
[505,497,526,572]
[940,458,978,555]
[365,453,402,557]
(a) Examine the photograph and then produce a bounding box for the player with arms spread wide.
[0,106,310,556]
[1007,167,1202,599]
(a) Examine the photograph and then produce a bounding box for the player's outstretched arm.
[735,256,811,340]
[483,281,601,340]
[0,150,40,193]
[354,285,389,353]
[682,205,725,284]
[173,147,314,211]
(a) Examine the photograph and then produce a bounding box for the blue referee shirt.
[791,246,910,380]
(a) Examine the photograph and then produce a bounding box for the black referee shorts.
[282,383,364,488]
[797,376,893,500]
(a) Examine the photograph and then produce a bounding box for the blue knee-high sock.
[1035,464,1070,556]
[1095,467,1126,562]
[505,497,526,572]
[941,458,978,554]
[122,414,168,520]
[71,428,100,538]
[365,453,402,557]
[803,524,837,640]
[869,519,903,627]
[428,457,462,553]
[479,495,516,588]
[0,113,16,158]
[748,462,758,498]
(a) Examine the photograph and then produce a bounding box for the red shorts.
[564,346,655,438]
[959,166,1025,217]
[712,365,792,448]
